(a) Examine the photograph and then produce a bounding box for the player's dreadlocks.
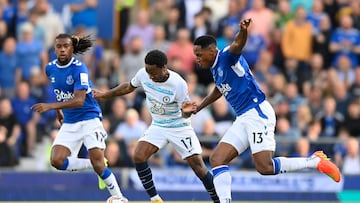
[55,33,93,55]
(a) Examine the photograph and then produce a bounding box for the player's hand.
[31,103,52,113]
[240,18,252,30]
[92,89,105,99]
[182,101,197,114]
[56,110,64,125]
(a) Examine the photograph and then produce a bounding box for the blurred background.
[0,0,360,202]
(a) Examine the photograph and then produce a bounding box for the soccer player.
[190,19,341,203]
[93,50,220,203]
[31,34,128,203]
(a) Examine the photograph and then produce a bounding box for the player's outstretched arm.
[229,18,251,55]
[196,86,222,113]
[93,82,136,99]
[32,90,87,113]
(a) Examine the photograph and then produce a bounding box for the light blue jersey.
[46,57,102,123]
[211,46,265,116]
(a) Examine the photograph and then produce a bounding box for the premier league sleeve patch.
[80,73,89,86]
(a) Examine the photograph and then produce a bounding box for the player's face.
[193,45,216,69]
[145,64,169,83]
[54,38,73,64]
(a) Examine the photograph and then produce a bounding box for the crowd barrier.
[0,168,359,202]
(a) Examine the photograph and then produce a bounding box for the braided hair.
[55,33,93,55]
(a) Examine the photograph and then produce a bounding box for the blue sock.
[135,162,158,198]
[100,167,112,179]
[212,165,229,177]
[200,171,219,202]
[59,158,69,170]
[272,157,281,174]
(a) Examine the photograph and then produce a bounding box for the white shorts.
[53,118,107,156]
[139,125,202,159]
[221,100,276,154]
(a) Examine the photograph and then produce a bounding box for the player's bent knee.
[50,158,66,170]
[133,153,147,163]
[256,165,274,175]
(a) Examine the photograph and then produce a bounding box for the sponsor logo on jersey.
[218,83,231,96]
[54,89,74,101]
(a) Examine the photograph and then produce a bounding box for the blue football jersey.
[46,57,102,123]
[211,46,266,116]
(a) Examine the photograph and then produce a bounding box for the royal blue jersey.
[211,46,266,116]
[46,57,102,123]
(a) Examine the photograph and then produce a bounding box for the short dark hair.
[193,35,217,48]
[55,33,93,55]
[145,50,167,68]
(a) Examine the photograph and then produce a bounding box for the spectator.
[149,0,169,26]
[332,81,351,116]
[190,11,214,42]
[122,9,155,51]
[242,0,274,44]
[344,99,360,137]
[105,97,128,136]
[177,0,203,29]
[312,15,332,69]
[291,137,313,158]
[216,25,235,50]
[210,96,235,136]
[0,37,17,98]
[68,0,98,37]
[198,118,219,166]
[315,96,344,138]
[294,104,313,136]
[275,117,300,156]
[146,25,170,53]
[349,67,360,100]
[342,137,360,175]
[274,0,294,30]
[307,0,329,35]
[16,22,48,82]
[0,97,21,166]
[114,108,147,147]
[281,6,313,62]
[0,20,8,50]
[216,0,245,37]
[33,0,65,51]
[167,28,196,74]
[11,81,41,157]
[252,50,279,85]
[331,54,355,88]
[120,36,146,82]
[241,25,267,68]
[329,14,360,69]
[163,5,185,42]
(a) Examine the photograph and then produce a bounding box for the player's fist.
[92,89,104,99]
[240,18,252,30]
[182,101,197,114]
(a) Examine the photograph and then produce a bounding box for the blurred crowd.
[0,0,360,175]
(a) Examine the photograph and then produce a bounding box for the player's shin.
[57,157,92,171]
[272,156,319,174]
[135,162,160,199]
[99,167,124,197]
[200,171,220,202]
[212,165,232,203]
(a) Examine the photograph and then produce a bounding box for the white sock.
[66,157,92,171]
[273,156,320,174]
[104,173,123,197]
[212,166,232,203]
[150,194,161,201]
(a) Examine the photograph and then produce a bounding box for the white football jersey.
[131,68,191,128]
